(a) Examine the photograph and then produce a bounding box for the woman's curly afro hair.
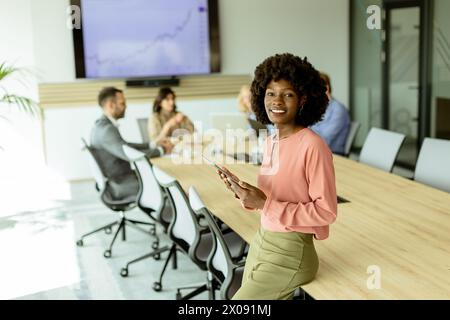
[250,53,328,127]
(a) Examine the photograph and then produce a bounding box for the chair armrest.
[198,225,209,234]
[233,260,246,269]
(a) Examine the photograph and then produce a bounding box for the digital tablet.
[202,155,241,184]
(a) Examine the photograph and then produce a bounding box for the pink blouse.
[257,128,337,240]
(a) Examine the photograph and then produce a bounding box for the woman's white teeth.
[271,109,286,114]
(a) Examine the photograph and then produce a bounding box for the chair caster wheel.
[153,253,160,260]
[151,242,159,250]
[104,227,112,234]
[76,240,83,246]
[104,250,112,258]
[120,268,128,277]
[176,292,182,300]
[153,282,162,292]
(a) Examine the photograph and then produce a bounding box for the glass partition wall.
[350,0,447,169]
[431,0,450,141]
[350,0,383,148]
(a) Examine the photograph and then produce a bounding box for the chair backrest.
[344,121,361,157]
[152,166,200,251]
[189,187,231,277]
[414,138,450,193]
[359,128,405,172]
[81,138,106,191]
[123,145,167,221]
[137,118,149,144]
[189,186,239,300]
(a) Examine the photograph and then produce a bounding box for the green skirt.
[232,227,319,300]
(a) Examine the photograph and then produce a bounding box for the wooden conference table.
[152,154,450,300]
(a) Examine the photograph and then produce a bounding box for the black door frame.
[381,0,433,168]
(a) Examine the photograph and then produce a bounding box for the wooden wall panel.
[38,75,251,108]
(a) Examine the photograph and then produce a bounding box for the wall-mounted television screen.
[71,0,220,79]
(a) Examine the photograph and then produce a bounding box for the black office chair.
[189,187,247,300]
[152,166,247,299]
[76,139,158,258]
[119,145,174,279]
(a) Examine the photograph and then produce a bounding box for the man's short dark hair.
[98,87,123,107]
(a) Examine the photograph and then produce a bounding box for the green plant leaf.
[0,62,40,117]
[0,62,20,82]
[1,94,40,117]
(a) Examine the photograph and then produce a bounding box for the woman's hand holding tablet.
[202,155,241,184]
[202,155,267,210]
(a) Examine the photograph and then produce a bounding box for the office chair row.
[125,145,248,299]
[150,163,247,300]
[357,127,450,193]
[77,140,248,300]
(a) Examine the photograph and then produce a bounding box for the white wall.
[0,0,35,66]
[30,0,76,82]
[0,0,43,167]
[0,0,71,214]
[219,0,349,105]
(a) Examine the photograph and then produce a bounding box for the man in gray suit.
[90,87,173,200]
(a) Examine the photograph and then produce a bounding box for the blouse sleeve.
[262,143,338,228]
[148,114,162,142]
[182,115,195,133]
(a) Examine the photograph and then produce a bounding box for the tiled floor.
[0,181,207,300]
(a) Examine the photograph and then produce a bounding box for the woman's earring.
[298,105,304,117]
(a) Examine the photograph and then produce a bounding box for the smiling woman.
[251,53,328,133]
[217,53,337,300]
[264,79,303,130]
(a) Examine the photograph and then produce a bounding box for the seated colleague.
[238,84,255,120]
[91,87,173,200]
[310,73,350,155]
[238,84,275,135]
[148,87,195,143]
